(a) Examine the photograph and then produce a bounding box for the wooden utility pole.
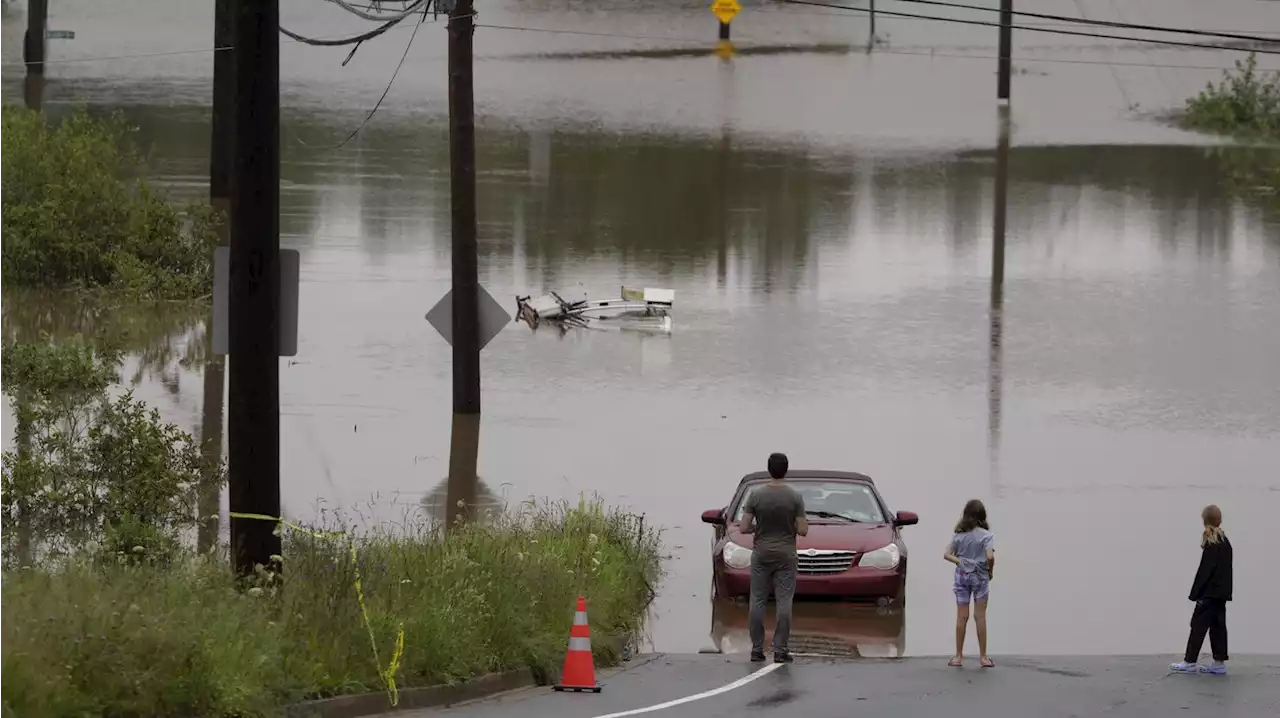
[228,0,282,574]
[443,0,482,529]
[869,0,876,49]
[997,0,1013,102]
[23,0,47,75]
[23,0,47,110]
[198,0,235,556]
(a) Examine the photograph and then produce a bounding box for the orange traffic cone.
[553,595,602,693]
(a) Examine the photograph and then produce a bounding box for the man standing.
[738,452,808,663]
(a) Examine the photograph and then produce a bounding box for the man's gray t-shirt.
[743,484,805,561]
[950,528,994,579]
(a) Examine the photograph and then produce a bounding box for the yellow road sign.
[710,0,742,25]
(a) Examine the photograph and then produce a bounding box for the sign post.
[710,0,741,56]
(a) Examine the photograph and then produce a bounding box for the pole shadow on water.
[422,476,504,528]
[988,106,1010,500]
[716,43,735,287]
[198,0,235,556]
[708,598,906,659]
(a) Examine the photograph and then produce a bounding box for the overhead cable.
[883,0,1280,45]
[776,0,1280,55]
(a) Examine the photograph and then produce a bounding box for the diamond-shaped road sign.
[710,0,741,24]
[424,285,511,351]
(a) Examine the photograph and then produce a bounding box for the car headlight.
[860,542,901,570]
[722,541,752,570]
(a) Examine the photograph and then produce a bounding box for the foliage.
[0,340,215,567]
[1,106,220,300]
[1182,53,1280,140]
[2,499,663,718]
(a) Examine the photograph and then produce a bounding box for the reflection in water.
[0,291,212,556]
[0,290,206,387]
[709,599,906,659]
[988,107,1010,499]
[421,476,505,527]
[23,72,43,111]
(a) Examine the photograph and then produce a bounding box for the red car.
[701,470,919,604]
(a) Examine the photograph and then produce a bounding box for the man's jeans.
[748,551,798,655]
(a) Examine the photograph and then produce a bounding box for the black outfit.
[1183,534,1232,664]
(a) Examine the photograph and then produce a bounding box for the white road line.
[591,662,784,718]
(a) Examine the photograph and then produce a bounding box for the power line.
[477,23,1252,73]
[280,13,414,47]
[761,3,1280,35]
[294,12,433,150]
[323,0,428,23]
[882,0,1280,45]
[8,16,1268,74]
[777,0,1280,55]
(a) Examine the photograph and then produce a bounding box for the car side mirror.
[701,509,726,526]
[894,510,919,527]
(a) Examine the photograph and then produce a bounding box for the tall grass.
[2,498,663,718]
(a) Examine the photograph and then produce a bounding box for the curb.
[285,649,661,718]
[285,669,537,718]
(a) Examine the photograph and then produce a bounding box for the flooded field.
[3,0,1280,657]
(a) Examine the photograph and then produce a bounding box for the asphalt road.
[404,653,1280,718]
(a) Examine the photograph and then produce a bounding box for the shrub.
[0,106,220,299]
[0,340,214,567]
[1182,53,1280,139]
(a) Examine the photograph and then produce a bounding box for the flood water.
[4,0,1280,658]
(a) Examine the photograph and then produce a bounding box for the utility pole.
[228,0,282,574]
[23,0,47,75]
[443,0,482,529]
[997,0,1012,102]
[869,0,876,49]
[22,0,47,110]
[199,0,236,555]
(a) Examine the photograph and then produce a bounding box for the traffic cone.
[553,595,602,693]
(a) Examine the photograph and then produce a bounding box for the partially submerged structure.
[515,286,673,333]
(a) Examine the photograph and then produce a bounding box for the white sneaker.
[1198,661,1227,675]
[1169,661,1199,673]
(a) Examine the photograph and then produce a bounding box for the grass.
[1,498,663,718]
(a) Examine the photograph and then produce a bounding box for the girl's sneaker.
[1169,661,1199,673]
[1198,661,1227,675]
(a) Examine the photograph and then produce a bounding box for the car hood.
[727,522,894,552]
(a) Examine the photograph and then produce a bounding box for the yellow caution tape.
[230,512,406,706]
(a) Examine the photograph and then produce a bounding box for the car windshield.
[733,481,886,524]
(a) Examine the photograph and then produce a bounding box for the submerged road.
[402,654,1280,718]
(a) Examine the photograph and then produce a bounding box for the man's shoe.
[1199,661,1227,675]
[750,651,766,663]
[774,650,794,664]
[1169,661,1199,673]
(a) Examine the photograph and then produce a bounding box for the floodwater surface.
[3,0,1280,658]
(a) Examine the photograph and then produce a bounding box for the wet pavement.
[4,0,1280,658]
[401,653,1280,718]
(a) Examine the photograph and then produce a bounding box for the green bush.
[2,500,662,718]
[1,106,219,299]
[1182,53,1280,139]
[1,340,214,567]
